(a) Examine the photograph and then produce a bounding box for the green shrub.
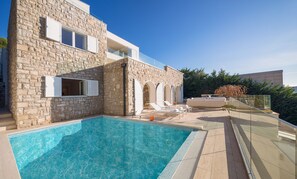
[0,38,8,48]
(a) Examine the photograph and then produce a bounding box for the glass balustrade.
[107,48,166,70]
[107,48,128,58]
[227,96,296,179]
[139,52,166,70]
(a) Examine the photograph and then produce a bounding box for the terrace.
[1,97,295,178]
[1,0,295,178]
[137,96,296,179]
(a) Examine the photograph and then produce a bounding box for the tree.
[0,38,8,48]
[214,85,247,98]
[180,68,297,125]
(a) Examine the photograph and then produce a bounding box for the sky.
[0,0,296,86]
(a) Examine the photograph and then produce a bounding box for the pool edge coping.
[0,132,21,179]
[158,130,207,179]
[7,115,201,137]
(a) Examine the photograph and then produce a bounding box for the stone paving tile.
[197,153,213,170]
[156,108,248,179]
[194,167,211,179]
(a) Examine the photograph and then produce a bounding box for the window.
[62,79,85,96]
[62,28,73,46]
[75,33,87,50]
[46,16,98,53]
[61,28,87,50]
[45,76,99,97]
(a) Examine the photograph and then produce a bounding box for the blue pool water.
[9,117,191,179]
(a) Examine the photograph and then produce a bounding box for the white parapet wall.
[187,97,227,108]
[65,0,90,14]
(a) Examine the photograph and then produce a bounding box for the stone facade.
[104,58,184,116]
[8,0,184,128]
[126,59,184,115]
[143,84,149,108]
[8,0,107,128]
[103,59,125,116]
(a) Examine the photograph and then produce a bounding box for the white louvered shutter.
[45,76,62,97]
[87,80,99,96]
[156,83,164,107]
[134,79,143,115]
[87,35,98,53]
[46,17,61,42]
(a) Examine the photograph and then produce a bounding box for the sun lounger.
[149,103,182,113]
[164,101,173,107]
[165,101,192,112]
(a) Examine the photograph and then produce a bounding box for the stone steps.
[0,111,17,131]
[0,112,12,119]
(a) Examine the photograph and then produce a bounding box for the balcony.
[106,48,166,70]
[107,48,129,61]
[107,31,167,70]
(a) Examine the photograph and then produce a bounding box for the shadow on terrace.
[153,99,296,179]
[153,108,249,178]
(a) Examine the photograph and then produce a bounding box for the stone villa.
[3,0,184,129]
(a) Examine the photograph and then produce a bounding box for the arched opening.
[171,86,176,104]
[143,81,155,109]
[164,85,171,104]
[176,85,182,104]
[180,85,184,103]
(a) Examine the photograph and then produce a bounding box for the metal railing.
[227,97,296,179]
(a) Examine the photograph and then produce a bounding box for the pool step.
[0,111,17,130]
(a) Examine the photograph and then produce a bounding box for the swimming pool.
[9,116,192,178]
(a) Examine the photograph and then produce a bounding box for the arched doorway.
[171,86,175,104]
[143,81,155,109]
[164,85,171,104]
[176,85,183,104]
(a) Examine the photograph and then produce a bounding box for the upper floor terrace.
[61,0,170,71]
[107,31,167,70]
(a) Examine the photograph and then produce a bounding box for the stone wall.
[126,58,183,115]
[103,58,184,116]
[103,59,125,116]
[143,84,149,108]
[8,0,17,115]
[9,0,107,128]
[239,70,283,86]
